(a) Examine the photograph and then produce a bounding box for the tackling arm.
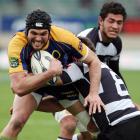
[82,49,104,114]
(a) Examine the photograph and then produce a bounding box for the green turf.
[0,70,60,139]
[122,70,140,103]
[0,70,140,139]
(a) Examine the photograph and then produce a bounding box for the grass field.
[0,70,140,140]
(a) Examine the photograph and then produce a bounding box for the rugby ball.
[31,50,57,85]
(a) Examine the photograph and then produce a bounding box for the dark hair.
[100,2,127,21]
[25,9,52,34]
[78,36,95,52]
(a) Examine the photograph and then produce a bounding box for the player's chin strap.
[57,137,72,140]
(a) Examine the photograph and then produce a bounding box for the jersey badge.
[9,57,19,68]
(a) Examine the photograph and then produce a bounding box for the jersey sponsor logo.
[9,57,19,68]
[78,41,83,51]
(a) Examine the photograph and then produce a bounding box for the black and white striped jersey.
[35,62,140,131]
[77,27,122,78]
[65,63,140,131]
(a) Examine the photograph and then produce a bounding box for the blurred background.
[0,0,140,139]
[0,0,140,70]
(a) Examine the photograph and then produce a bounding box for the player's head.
[98,2,127,40]
[99,2,127,21]
[25,9,52,34]
[25,9,52,50]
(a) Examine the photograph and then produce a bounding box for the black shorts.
[97,116,140,140]
[35,82,80,100]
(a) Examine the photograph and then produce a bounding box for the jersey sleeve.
[70,36,89,61]
[8,32,28,74]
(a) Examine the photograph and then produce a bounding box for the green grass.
[0,70,140,139]
[122,70,140,103]
[0,70,60,140]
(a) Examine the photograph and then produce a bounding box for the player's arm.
[55,30,104,114]
[10,59,62,96]
[77,37,104,115]
[71,36,104,115]
[82,49,104,115]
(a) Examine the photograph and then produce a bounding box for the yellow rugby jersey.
[8,25,89,74]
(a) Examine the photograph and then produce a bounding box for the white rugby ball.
[31,50,57,85]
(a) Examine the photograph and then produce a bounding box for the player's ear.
[98,16,103,27]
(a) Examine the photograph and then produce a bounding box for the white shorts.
[54,110,72,123]
[31,92,42,106]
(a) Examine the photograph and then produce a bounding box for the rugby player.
[0,9,103,140]
[54,2,128,139]
[59,61,140,140]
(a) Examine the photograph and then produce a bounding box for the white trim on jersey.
[105,99,135,115]
[98,30,103,42]
[63,63,84,83]
[77,28,93,37]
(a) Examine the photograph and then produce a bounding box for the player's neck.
[99,30,112,43]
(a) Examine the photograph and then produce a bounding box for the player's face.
[99,13,124,40]
[28,29,49,50]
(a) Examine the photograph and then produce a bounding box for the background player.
[54,1,128,139]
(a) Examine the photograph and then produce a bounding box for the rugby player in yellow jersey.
[0,9,104,140]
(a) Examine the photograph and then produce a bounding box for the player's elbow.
[90,56,101,70]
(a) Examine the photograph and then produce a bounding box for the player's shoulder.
[9,30,28,46]
[8,30,28,53]
[50,25,76,42]
[77,28,94,37]
[51,25,71,34]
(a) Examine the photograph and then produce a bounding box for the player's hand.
[84,93,105,115]
[49,59,63,76]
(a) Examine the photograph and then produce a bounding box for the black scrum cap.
[25,9,52,34]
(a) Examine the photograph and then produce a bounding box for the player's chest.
[95,42,117,56]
